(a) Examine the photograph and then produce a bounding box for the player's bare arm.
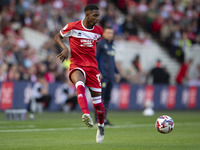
[55,32,69,62]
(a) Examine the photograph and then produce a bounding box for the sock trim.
[75,81,85,88]
[98,123,104,127]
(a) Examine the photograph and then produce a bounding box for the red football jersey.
[60,20,103,68]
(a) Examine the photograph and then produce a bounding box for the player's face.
[88,10,100,26]
[103,29,114,41]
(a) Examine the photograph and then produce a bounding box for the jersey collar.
[81,20,94,31]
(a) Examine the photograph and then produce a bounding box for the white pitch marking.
[0,122,199,133]
[0,124,153,133]
[0,125,35,129]
[0,127,89,133]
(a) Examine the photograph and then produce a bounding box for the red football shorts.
[69,65,101,93]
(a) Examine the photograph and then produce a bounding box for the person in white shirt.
[31,73,51,110]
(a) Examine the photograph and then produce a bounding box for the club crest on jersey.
[104,44,108,49]
[94,34,98,40]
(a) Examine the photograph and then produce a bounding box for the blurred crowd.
[114,0,200,62]
[0,0,141,83]
[112,0,200,85]
[0,0,110,82]
[0,0,200,86]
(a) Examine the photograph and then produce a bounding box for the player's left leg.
[94,79,107,124]
[89,89,105,144]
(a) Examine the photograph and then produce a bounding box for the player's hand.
[115,74,121,83]
[56,48,69,63]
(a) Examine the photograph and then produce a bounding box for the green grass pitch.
[0,110,200,150]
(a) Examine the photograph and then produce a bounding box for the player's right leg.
[70,69,93,128]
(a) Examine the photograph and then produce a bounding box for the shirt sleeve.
[60,22,73,38]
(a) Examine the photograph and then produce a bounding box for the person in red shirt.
[55,4,104,143]
[176,59,193,84]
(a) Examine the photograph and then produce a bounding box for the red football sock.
[75,81,89,114]
[92,96,105,125]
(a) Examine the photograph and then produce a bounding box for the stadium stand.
[0,0,200,85]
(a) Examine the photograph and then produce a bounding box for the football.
[155,115,174,134]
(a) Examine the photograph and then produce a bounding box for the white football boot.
[82,114,94,128]
[96,123,104,143]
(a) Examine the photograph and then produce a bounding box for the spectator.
[37,62,47,76]
[122,15,138,40]
[7,64,19,81]
[131,54,146,84]
[151,14,165,35]
[176,59,193,84]
[31,73,51,110]
[59,80,77,112]
[13,70,21,81]
[132,54,142,73]
[188,64,200,86]
[148,60,169,84]
[45,62,57,83]
[0,63,8,82]
[179,32,192,61]
[27,65,37,83]
[136,0,148,15]
[163,66,170,84]
[145,0,157,32]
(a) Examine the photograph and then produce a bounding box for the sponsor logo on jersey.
[80,39,94,47]
[104,44,108,49]
[94,34,98,40]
